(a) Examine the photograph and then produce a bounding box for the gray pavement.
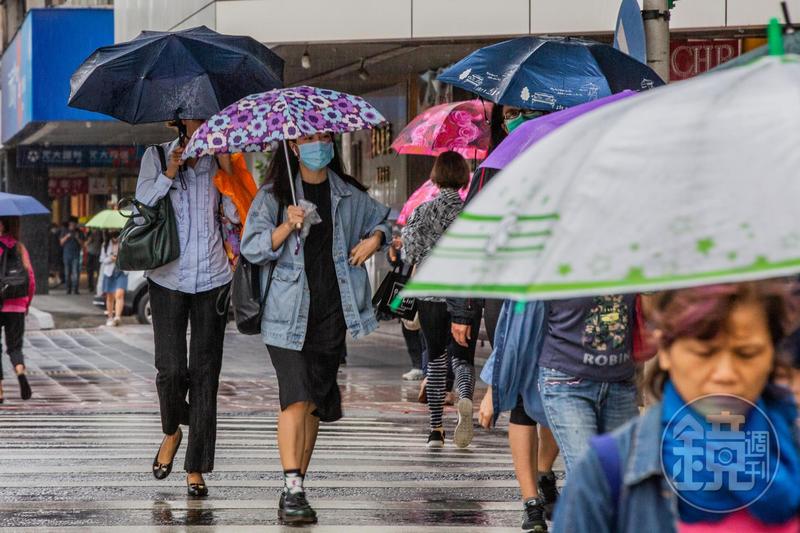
[0,319,560,531]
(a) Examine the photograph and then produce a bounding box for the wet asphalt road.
[0,323,561,531]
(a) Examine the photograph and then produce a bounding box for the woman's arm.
[100,245,116,265]
[551,448,615,533]
[241,188,302,265]
[18,244,35,305]
[135,145,177,207]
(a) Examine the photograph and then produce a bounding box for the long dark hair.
[0,217,20,240]
[266,140,367,206]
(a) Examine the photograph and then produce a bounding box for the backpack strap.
[590,433,622,527]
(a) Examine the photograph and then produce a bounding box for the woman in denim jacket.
[553,282,800,533]
[241,132,389,524]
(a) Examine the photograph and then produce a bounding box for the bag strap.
[258,202,284,308]
[0,241,8,275]
[590,433,622,527]
[153,144,167,172]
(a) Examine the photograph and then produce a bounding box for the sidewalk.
[31,287,107,330]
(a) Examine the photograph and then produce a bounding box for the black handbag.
[372,265,417,321]
[116,145,180,271]
[231,204,283,335]
[0,242,29,300]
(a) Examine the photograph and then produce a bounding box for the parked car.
[92,270,151,324]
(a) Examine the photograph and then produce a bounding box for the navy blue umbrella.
[438,36,664,111]
[68,26,284,125]
[0,193,49,217]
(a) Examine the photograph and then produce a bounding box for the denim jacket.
[240,170,390,350]
[480,300,549,427]
[552,405,679,533]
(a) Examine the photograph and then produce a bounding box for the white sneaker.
[402,368,424,381]
[454,398,474,449]
[112,317,121,327]
[105,318,115,327]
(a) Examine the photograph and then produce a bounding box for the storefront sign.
[48,177,88,198]
[17,145,144,168]
[88,177,113,195]
[0,9,113,143]
[670,40,740,81]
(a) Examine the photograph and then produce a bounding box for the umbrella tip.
[768,17,785,56]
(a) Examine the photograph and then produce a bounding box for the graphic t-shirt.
[539,295,636,382]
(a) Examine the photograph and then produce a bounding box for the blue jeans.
[63,254,81,293]
[538,366,639,476]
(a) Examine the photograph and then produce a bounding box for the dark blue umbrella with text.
[68,26,284,129]
[438,36,664,111]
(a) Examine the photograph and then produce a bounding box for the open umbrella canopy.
[397,179,470,226]
[403,55,800,301]
[437,36,663,111]
[391,100,493,160]
[182,86,386,159]
[85,209,127,229]
[69,26,284,124]
[0,193,49,217]
[481,90,636,170]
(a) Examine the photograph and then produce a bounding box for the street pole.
[643,0,671,83]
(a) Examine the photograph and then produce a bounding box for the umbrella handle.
[282,139,299,207]
[282,139,303,254]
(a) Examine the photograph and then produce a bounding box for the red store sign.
[48,177,88,198]
[670,40,740,81]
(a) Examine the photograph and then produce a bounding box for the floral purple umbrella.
[183,85,386,159]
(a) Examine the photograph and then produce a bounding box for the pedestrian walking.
[85,228,103,293]
[59,217,84,295]
[241,132,390,524]
[537,295,640,477]
[401,150,478,449]
[137,120,239,498]
[553,282,800,533]
[49,223,63,288]
[387,233,425,381]
[478,300,560,532]
[99,231,127,327]
[448,104,549,358]
[0,217,34,403]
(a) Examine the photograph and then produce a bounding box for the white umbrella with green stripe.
[403,50,800,301]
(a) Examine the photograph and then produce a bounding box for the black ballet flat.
[152,428,182,480]
[187,482,208,498]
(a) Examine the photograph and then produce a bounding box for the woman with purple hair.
[553,281,800,532]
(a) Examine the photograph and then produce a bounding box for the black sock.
[538,470,555,481]
[284,469,303,495]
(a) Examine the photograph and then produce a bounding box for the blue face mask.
[297,141,334,171]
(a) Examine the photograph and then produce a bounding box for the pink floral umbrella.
[391,100,493,160]
[397,179,470,226]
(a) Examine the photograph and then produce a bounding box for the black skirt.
[267,308,346,423]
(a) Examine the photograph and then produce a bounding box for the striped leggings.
[418,301,479,431]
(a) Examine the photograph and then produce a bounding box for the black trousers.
[86,253,100,291]
[0,312,24,380]
[149,280,230,473]
[401,320,423,369]
[417,301,480,365]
